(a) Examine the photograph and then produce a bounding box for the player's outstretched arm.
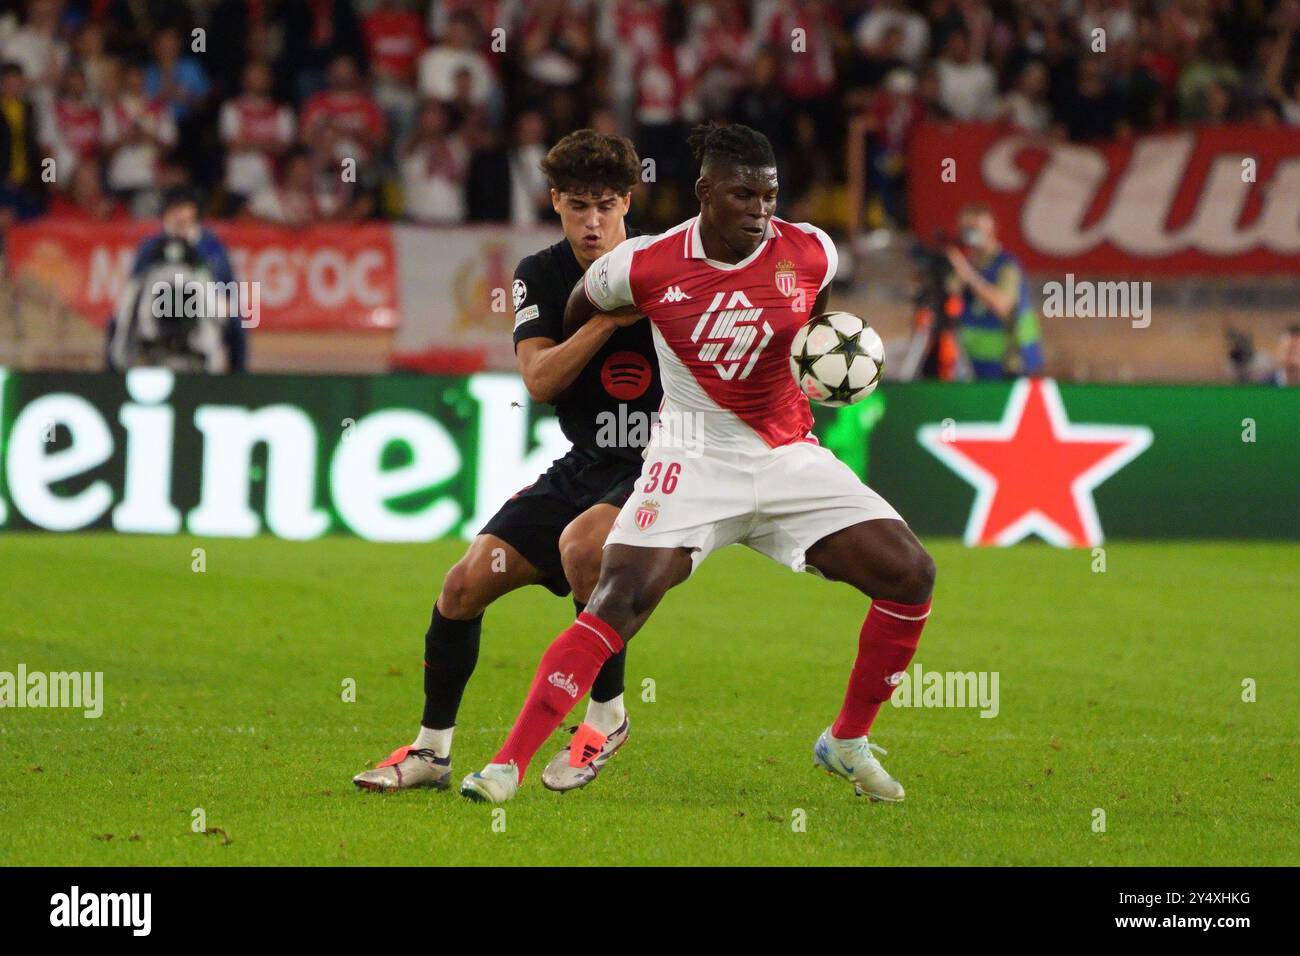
[561,277,643,340]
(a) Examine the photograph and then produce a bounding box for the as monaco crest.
[774,259,797,297]
[634,499,660,530]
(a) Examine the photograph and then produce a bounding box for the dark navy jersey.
[511,230,662,463]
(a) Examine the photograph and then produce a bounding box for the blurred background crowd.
[0,0,1296,386]
[2,0,1299,235]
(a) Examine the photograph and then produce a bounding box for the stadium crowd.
[0,0,1298,236]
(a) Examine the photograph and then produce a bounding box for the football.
[789,311,885,406]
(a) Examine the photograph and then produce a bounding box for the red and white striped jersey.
[220,96,294,147]
[219,96,294,196]
[610,0,666,59]
[584,215,837,453]
[299,90,385,158]
[47,99,102,158]
[362,8,425,80]
[634,44,697,125]
[761,4,837,99]
[102,97,172,143]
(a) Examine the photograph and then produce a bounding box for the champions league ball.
[789,312,885,407]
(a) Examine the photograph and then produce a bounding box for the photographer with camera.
[944,203,1043,380]
[106,187,247,374]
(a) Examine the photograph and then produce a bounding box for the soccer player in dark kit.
[353,130,660,794]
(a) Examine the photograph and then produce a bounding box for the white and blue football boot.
[813,727,905,802]
[459,761,520,803]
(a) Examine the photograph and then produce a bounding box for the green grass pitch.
[1,532,1296,866]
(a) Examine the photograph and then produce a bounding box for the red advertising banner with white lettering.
[907,122,1300,276]
[4,220,400,331]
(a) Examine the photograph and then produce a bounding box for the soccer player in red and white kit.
[461,123,936,804]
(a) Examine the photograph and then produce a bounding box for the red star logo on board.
[917,379,1152,547]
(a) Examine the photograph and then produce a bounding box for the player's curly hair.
[540,129,640,196]
[688,122,776,170]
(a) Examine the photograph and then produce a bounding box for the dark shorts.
[478,449,643,596]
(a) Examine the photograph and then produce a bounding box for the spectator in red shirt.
[300,53,387,166]
[761,0,838,104]
[363,0,425,138]
[42,67,104,179]
[364,0,425,86]
[219,60,295,211]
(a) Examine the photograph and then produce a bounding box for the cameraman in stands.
[945,203,1044,380]
[106,186,246,373]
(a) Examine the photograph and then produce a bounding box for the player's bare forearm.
[517,316,617,403]
[562,279,643,340]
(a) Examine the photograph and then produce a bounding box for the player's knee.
[558,532,603,603]
[587,573,651,630]
[437,560,488,620]
[587,575,630,621]
[894,545,936,605]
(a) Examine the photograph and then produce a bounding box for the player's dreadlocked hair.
[688,122,776,170]
[540,129,640,196]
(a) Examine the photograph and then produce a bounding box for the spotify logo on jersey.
[600,351,652,401]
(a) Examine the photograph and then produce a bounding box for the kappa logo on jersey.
[775,258,798,296]
[661,285,691,303]
[634,498,660,530]
[689,290,773,380]
[512,279,527,310]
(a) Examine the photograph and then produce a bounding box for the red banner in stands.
[5,221,400,331]
[907,123,1300,276]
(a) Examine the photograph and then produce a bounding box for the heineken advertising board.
[0,369,1295,545]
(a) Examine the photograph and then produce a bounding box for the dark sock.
[421,605,483,730]
[590,648,627,703]
[577,599,627,703]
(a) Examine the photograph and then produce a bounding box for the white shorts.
[605,440,903,575]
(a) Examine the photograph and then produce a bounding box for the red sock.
[832,598,931,739]
[494,612,624,779]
